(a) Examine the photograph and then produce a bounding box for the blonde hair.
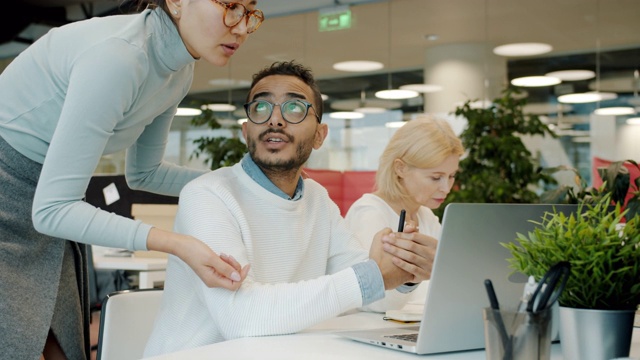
[375,116,464,201]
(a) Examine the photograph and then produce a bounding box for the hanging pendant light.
[626,117,640,125]
[375,0,419,101]
[329,111,365,119]
[203,61,237,113]
[333,60,384,72]
[175,107,202,116]
[589,2,628,116]
[354,89,387,113]
[593,107,635,116]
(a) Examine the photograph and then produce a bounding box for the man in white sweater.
[144,60,437,357]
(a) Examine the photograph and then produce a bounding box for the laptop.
[336,203,578,355]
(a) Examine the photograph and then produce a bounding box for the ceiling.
[4,0,640,121]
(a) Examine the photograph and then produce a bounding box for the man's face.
[242,75,328,172]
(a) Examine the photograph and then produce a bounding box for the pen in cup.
[484,279,512,360]
[517,275,537,312]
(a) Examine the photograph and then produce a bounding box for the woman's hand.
[147,227,250,290]
[180,235,250,289]
[381,222,437,283]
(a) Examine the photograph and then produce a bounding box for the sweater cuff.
[352,259,385,306]
[133,222,153,251]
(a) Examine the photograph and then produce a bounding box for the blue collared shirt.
[241,154,304,200]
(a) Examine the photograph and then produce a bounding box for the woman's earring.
[173,10,178,15]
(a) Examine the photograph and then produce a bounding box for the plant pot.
[558,306,635,360]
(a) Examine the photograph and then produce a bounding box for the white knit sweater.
[144,163,370,356]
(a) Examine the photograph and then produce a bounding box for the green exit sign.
[318,5,352,32]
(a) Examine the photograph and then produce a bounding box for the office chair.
[96,288,163,360]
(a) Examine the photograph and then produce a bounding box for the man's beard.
[247,129,314,173]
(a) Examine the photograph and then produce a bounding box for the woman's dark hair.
[132,0,168,12]
[125,0,176,25]
[130,0,169,14]
[247,60,324,120]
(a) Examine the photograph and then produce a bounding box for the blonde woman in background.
[345,116,464,312]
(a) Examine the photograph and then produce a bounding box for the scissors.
[526,261,571,313]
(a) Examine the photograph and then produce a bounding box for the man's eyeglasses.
[210,0,264,34]
[244,99,321,124]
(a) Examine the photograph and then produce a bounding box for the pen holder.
[483,307,552,360]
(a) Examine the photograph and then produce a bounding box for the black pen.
[484,279,512,360]
[399,209,417,287]
[398,209,406,232]
[484,279,500,310]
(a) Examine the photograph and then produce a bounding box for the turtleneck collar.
[148,7,196,73]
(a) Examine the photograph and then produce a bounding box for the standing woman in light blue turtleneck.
[0,1,262,358]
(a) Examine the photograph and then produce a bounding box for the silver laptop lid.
[416,203,578,354]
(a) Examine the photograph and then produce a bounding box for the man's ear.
[241,122,248,142]
[312,123,329,150]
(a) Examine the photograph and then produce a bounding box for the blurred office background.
[4,0,640,187]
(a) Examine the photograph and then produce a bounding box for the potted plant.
[503,191,640,360]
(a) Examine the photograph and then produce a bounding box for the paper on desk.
[385,308,423,322]
[103,249,133,257]
[384,282,428,322]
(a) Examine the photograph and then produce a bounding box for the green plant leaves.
[435,88,557,218]
[503,194,640,310]
[191,137,247,170]
[188,105,248,170]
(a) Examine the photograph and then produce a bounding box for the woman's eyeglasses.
[210,0,264,34]
[244,99,321,124]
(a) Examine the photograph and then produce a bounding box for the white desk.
[145,312,640,359]
[93,256,167,289]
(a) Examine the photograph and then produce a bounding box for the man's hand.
[369,228,411,289]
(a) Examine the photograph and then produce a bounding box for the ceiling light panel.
[545,70,595,81]
[593,107,635,116]
[329,111,365,119]
[511,76,561,87]
[557,92,617,104]
[399,84,443,93]
[332,60,384,72]
[374,89,419,100]
[203,104,237,112]
[493,42,553,57]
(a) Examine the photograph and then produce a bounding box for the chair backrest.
[342,170,376,214]
[592,156,640,206]
[97,288,163,360]
[303,168,376,216]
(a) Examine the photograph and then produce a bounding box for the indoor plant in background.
[189,105,248,170]
[540,159,640,221]
[503,192,640,360]
[434,88,558,219]
[594,159,640,220]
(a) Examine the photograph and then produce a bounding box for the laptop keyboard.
[384,333,418,343]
